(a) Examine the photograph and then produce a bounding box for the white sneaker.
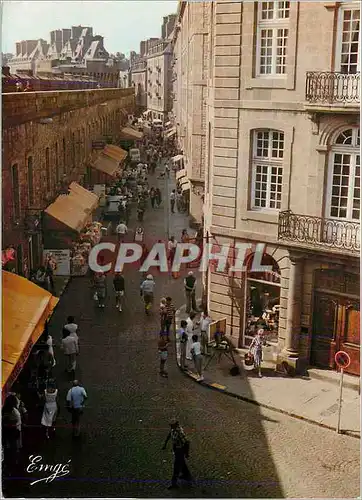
[119,306,122,312]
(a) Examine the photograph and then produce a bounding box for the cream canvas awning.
[103,144,127,162]
[181,180,191,192]
[172,154,184,162]
[120,127,143,140]
[44,183,98,232]
[92,153,119,177]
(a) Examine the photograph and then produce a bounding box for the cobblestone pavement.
[3,172,360,499]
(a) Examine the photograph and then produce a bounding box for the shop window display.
[244,254,281,346]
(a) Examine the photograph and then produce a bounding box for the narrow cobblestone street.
[3,172,360,499]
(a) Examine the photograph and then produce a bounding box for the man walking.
[61,329,79,377]
[162,419,192,489]
[184,271,197,313]
[179,320,188,370]
[116,220,128,243]
[198,309,212,356]
[185,312,196,361]
[170,189,176,214]
[113,271,125,311]
[164,297,176,341]
[66,380,87,438]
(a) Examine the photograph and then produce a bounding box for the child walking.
[158,335,169,378]
[191,334,204,382]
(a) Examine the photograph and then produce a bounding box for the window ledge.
[242,210,279,224]
[246,77,288,90]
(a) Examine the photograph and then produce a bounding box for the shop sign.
[43,249,71,276]
[92,140,106,150]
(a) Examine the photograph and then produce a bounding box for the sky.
[1,0,178,56]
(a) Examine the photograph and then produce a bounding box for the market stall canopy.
[165,127,176,138]
[176,168,186,180]
[68,182,99,212]
[172,154,184,162]
[2,271,58,394]
[103,144,127,163]
[45,183,98,233]
[120,126,143,140]
[92,153,120,177]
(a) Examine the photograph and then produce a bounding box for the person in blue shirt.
[66,380,87,437]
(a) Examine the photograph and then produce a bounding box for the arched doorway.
[244,253,281,346]
[311,269,360,375]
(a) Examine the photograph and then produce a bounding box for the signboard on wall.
[208,317,227,342]
[92,140,106,150]
[43,249,71,276]
[93,184,106,207]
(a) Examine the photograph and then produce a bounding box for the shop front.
[2,271,58,402]
[42,182,100,276]
[243,254,281,347]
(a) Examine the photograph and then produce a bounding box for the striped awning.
[176,169,186,180]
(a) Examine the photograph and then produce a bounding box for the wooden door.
[339,302,360,376]
[311,294,339,369]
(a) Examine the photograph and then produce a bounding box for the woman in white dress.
[46,333,56,367]
[41,381,58,439]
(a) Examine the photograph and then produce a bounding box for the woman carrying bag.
[248,328,267,378]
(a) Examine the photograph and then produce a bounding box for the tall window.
[28,156,34,206]
[11,164,20,219]
[251,129,284,210]
[256,1,290,76]
[55,142,60,182]
[62,138,66,174]
[45,147,51,192]
[327,127,360,221]
[337,6,360,74]
[72,132,76,169]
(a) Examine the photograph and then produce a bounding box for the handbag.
[93,292,98,301]
[244,352,254,366]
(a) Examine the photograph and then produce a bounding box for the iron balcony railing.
[278,210,360,253]
[305,71,360,104]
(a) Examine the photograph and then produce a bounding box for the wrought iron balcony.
[278,210,360,254]
[305,71,360,105]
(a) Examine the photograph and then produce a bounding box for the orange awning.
[120,126,143,140]
[92,152,120,177]
[2,272,59,394]
[68,182,99,212]
[103,144,127,162]
[45,183,98,232]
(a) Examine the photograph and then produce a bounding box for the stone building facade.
[171,1,212,226]
[9,26,129,87]
[2,88,134,276]
[146,39,173,121]
[173,0,360,376]
[130,59,147,112]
